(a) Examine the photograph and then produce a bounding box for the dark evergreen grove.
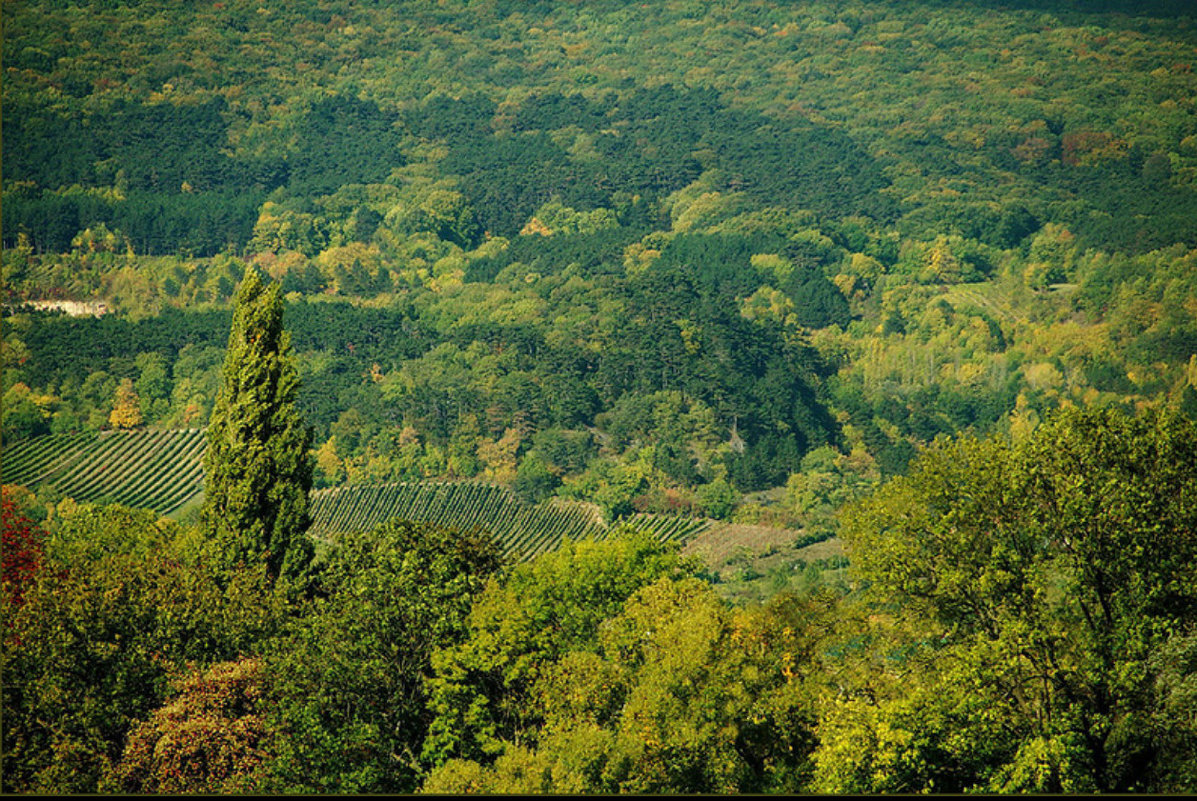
[200,268,314,584]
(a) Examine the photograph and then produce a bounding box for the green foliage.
[694,477,738,521]
[425,577,836,794]
[561,458,650,521]
[819,407,1197,793]
[285,96,405,196]
[421,534,698,769]
[1,503,285,794]
[2,0,1192,513]
[512,451,560,504]
[9,0,1197,260]
[1146,631,1197,792]
[258,518,503,794]
[7,1,1197,793]
[200,269,313,585]
[43,502,181,565]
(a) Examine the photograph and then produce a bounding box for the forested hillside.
[6,0,1197,526]
[3,0,1197,793]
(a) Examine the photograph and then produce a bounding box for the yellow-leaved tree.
[108,378,143,429]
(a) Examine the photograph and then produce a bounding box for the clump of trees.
[6,377,1195,794]
[818,406,1197,793]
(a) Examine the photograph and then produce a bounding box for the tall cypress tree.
[201,268,313,584]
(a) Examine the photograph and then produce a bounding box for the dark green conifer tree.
[201,268,313,584]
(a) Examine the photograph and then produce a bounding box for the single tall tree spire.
[201,268,313,583]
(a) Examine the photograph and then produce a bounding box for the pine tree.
[201,268,313,584]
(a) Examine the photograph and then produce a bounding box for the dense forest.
[3,0,1197,794]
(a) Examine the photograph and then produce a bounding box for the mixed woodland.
[3,0,1197,794]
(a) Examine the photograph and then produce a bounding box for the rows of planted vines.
[117,431,208,512]
[1,432,97,487]
[2,430,207,514]
[4,434,721,559]
[308,481,612,560]
[309,482,718,561]
[622,513,713,543]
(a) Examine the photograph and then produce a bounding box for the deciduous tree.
[259,519,502,793]
[105,658,271,794]
[108,378,143,429]
[816,407,1197,793]
[1,504,284,794]
[421,534,699,769]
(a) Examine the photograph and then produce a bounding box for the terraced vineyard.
[2,430,206,514]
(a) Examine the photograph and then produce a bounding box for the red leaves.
[2,499,45,606]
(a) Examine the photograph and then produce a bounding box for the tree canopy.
[200,268,313,584]
[820,407,1197,793]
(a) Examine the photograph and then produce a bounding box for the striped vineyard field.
[1,429,206,515]
[4,433,728,560]
[309,481,611,560]
[310,482,717,561]
[622,512,713,542]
